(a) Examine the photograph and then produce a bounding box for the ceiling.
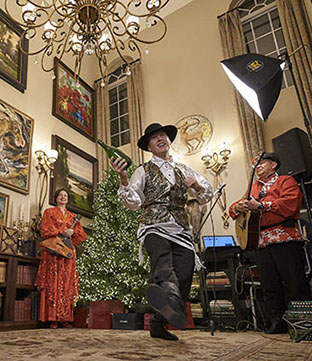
[161,0,194,18]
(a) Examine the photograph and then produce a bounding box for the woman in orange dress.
[35,188,87,328]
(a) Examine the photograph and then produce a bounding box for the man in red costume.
[36,188,86,328]
[229,153,311,334]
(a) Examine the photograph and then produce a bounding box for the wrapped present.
[73,307,89,328]
[168,302,195,330]
[112,313,144,330]
[88,300,124,329]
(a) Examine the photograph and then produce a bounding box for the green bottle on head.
[97,139,132,170]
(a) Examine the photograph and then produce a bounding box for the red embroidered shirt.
[229,173,303,248]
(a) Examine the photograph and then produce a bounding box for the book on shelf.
[0,261,6,283]
[14,300,24,322]
[13,294,40,322]
[29,291,40,320]
[16,265,38,286]
[24,297,32,321]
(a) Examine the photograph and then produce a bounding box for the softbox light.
[221,53,285,121]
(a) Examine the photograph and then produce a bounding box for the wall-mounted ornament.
[172,115,212,156]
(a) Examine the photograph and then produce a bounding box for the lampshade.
[221,53,285,121]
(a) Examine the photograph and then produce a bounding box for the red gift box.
[88,311,112,329]
[168,302,194,330]
[88,300,125,329]
[144,302,194,331]
[73,307,89,328]
[144,313,153,330]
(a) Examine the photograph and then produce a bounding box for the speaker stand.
[299,177,312,225]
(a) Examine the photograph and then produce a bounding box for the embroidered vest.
[141,161,189,230]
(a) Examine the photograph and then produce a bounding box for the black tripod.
[193,185,226,335]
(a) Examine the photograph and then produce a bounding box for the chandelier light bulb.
[126,66,132,76]
[22,3,36,22]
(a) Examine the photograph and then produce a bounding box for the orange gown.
[35,207,87,323]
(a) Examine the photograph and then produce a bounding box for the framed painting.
[0,8,28,93]
[52,58,95,141]
[0,99,34,194]
[0,192,9,226]
[49,135,98,218]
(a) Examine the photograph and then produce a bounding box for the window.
[108,66,130,147]
[239,0,293,88]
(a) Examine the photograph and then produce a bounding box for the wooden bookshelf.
[0,253,40,331]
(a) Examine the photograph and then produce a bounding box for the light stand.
[282,50,312,226]
[193,186,226,335]
[221,49,312,225]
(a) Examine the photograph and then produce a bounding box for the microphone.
[213,183,226,196]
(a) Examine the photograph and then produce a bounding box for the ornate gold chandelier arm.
[5,0,170,79]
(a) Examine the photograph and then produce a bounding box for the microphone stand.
[193,188,225,335]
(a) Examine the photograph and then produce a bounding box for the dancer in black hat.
[111,122,213,340]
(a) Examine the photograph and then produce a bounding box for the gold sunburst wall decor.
[172,114,213,156]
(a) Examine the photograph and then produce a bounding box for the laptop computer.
[202,235,238,249]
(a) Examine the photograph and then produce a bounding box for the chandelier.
[5,0,169,84]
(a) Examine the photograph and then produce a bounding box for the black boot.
[150,314,179,341]
[145,282,187,330]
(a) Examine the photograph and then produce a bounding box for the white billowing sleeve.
[182,164,213,204]
[117,166,146,211]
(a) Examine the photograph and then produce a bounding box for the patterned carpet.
[0,328,312,361]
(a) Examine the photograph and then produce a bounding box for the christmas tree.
[76,166,149,309]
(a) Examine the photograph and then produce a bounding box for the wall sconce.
[35,148,58,177]
[201,142,231,229]
[34,148,58,216]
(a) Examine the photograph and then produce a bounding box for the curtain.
[276,0,312,145]
[218,10,265,167]
[95,61,144,179]
[127,61,144,166]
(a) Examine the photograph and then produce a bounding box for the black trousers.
[255,241,311,321]
[144,233,195,301]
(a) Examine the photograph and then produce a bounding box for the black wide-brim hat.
[263,152,281,169]
[137,123,177,151]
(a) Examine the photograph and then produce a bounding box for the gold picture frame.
[0,192,9,226]
[0,99,34,194]
[0,9,28,93]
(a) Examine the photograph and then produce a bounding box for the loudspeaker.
[272,128,312,181]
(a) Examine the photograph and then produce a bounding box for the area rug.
[0,328,311,361]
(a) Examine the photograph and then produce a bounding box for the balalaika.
[41,214,82,259]
[235,152,265,250]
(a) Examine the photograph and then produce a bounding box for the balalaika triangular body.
[41,214,82,258]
